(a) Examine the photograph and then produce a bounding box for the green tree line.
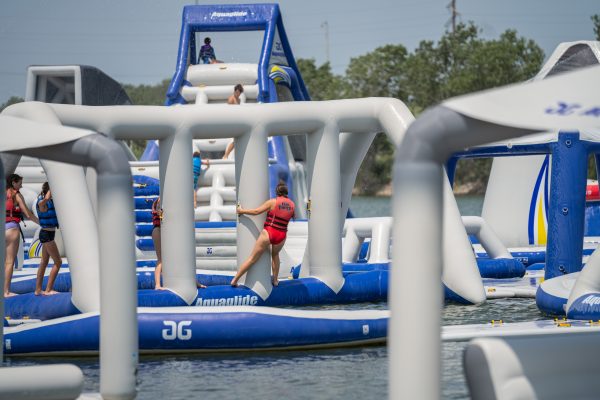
[3,18,599,195]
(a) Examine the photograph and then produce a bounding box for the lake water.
[6,195,542,399]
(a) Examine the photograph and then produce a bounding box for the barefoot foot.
[196,282,207,289]
[43,290,59,296]
[4,292,17,298]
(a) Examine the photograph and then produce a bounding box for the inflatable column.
[235,128,271,299]
[304,123,344,292]
[41,159,100,312]
[441,175,486,304]
[339,131,377,220]
[545,132,587,279]
[159,133,197,304]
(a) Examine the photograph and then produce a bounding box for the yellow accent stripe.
[537,196,547,245]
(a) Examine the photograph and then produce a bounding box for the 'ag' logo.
[162,320,192,340]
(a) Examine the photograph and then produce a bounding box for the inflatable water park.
[1,3,600,399]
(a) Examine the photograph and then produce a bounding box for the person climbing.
[193,151,210,209]
[152,197,206,289]
[34,182,61,296]
[151,197,164,290]
[199,37,216,64]
[4,174,39,297]
[227,83,244,105]
[231,182,295,287]
[222,84,244,159]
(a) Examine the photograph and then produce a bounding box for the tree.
[593,15,600,40]
[120,79,171,157]
[0,96,24,112]
[295,59,349,100]
[339,23,545,195]
[345,44,409,99]
[122,79,171,105]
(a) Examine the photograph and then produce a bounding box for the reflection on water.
[6,195,543,400]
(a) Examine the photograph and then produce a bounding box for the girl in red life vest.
[231,182,295,287]
[5,174,39,297]
[151,197,164,290]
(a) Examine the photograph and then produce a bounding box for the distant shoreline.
[353,183,485,197]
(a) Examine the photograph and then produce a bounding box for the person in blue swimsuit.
[199,37,216,64]
[193,151,210,208]
[34,182,61,295]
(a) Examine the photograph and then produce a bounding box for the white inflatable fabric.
[45,98,415,301]
[465,334,600,400]
[1,104,100,312]
[390,65,600,399]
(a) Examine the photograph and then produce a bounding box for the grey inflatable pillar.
[391,161,444,400]
[95,149,137,400]
[0,153,20,177]
[304,124,344,292]
[159,133,197,304]
[16,129,138,400]
[235,129,271,299]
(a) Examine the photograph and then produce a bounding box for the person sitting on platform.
[34,182,62,295]
[231,182,295,287]
[4,174,39,297]
[199,37,216,64]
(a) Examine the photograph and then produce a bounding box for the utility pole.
[321,21,330,65]
[447,0,458,33]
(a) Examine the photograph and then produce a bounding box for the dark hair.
[40,181,50,196]
[204,37,211,44]
[275,182,288,197]
[234,84,244,93]
[193,151,200,157]
[6,173,22,189]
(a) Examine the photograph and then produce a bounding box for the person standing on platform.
[34,182,61,296]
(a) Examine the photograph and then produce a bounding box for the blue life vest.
[193,155,202,179]
[36,195,59,229]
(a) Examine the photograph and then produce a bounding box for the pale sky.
[1,0,598,104]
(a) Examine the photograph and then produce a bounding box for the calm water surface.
[7,195,541,399]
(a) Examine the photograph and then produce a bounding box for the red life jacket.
[152,210,161,228]
[5,190,22,224]
[264,196,295,232]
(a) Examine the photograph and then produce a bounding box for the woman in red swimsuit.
[231,182,295,287]
[5,174,39,297]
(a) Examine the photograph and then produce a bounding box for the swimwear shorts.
[5,221,19,230]
[39,229,56,243]
[264,226,286,245]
